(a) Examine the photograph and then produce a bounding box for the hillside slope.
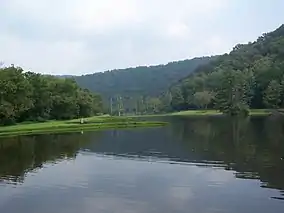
[169,24,284,113]
[74,57,214,99]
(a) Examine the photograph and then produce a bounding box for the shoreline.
[0,116,167,137]
[172,109,272,116]
[129,109,272,118]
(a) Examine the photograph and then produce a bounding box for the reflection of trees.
[0,132,99,184]
[175,116,284,196]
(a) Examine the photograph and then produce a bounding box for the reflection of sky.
[0,153,283,213]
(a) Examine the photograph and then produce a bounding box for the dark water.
[1,116,284,213]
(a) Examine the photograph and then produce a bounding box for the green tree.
[22,72,53,121]
[0,66,103,125]
[214,69,254,115]
[193,91,214,109]
[159,92,172,112]
[147,97,162,113]
[263,80,281,109]
[77,89,102,117]
[171,87,186,111]
[168,24,284,113]
[74,57,214,111]
[0,66,33,124]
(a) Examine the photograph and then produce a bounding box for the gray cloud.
[0,0,283,74]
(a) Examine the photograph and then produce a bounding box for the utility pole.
[116,96,122,116]
[145,98,148,114]
[135,100,138,115]
[118,96,121,117]
[116,96,124,116]
[110,97,113,115]
[141,97,144,115]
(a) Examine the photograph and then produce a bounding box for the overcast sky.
[1,0,284,75]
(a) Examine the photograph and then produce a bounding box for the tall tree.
[214,69,254,115]
[0,66,33,124]
[263,80,281,109]
[193,91,214,109]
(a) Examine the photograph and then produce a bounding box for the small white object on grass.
[80,118,84,124]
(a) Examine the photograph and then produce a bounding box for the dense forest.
[73,57,214,114]
[168,24,284,115]
[0,66,102,125]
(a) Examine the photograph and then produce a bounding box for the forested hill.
[73,57,214,99]
[169,24,284,114]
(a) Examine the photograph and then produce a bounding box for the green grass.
[248,109,271,116]
[0,116,167,137]
[171,110,222,116]
[130,109,272,118]
[128,110,221,118]
[173,109,271,116]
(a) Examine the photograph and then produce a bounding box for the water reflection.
[0,116,284,212]
[1,117,284,193]
[0,133,100,184]
[177,116,284,198]
[81,116,284,199]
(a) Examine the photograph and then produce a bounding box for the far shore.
[128,109,273,118]
[0,116,167,137]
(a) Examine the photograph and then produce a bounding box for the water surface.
[0,116,284,213]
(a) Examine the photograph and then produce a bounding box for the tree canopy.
[0,66,102,125]
[71,57,214,114]
[169,24,284,114]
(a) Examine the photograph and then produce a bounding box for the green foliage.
[147,97,162,113]
[170,87,186,111]
[214,69,254,115]
[0,66,103,125]
[169,24,284,115]
[0,66,33,124]
[193,91,214,109]
[71,57,214,112]
[263,80,282,108]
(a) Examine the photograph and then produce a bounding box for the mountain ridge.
[72,56,215,100]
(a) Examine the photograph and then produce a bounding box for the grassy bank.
[248,109,272,116]
[0,116,167,137]
[130,109,272,118]
[171,110,222,116]
[172,109,271,116]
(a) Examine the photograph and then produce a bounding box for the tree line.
[102,25,284,116]
[168,24,284,115]
[73,56,214,110]
[2,24,283,118]
[108,96,164,116]
[0,66,102,125]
